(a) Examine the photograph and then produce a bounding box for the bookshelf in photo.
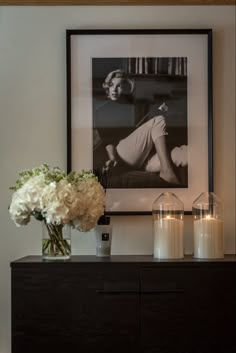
[125,57,187,76]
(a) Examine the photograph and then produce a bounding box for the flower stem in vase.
[42,222,71,260]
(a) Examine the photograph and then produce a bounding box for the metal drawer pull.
[96,289,184,294]
[142,289,184,294]
[96,289,139,294]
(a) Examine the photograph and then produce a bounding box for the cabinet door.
[140,266,236,353]
[12,264,139,353]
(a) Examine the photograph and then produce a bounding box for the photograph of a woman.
[92,57,188,189]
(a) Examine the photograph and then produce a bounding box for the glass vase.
[192,192,224,259]
[152,192,184,259]
[42,221,71,260]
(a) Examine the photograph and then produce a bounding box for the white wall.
[0,5,235,353]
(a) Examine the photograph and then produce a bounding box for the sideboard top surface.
[11,255,236,267]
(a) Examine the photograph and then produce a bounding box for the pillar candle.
[194,216,224,259]
[153,217,184,259]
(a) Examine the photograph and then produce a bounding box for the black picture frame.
[67,29,213,215]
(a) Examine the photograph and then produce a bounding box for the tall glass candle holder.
[192,192,224,259]
[152,192,184,259]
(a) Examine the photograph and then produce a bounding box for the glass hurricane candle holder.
[152,192,184,259]
[192,192,224,259]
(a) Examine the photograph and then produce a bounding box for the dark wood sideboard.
[11,255,236,353]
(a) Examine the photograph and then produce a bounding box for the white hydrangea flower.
[9,175,46,226]
[42,180,79,224]
[72,179,105,231]
[9,164,106,232]
[9,193,31,226]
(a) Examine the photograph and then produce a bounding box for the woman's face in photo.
[108,77,127,101]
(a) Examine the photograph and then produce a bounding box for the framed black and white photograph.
[67,29,212,214]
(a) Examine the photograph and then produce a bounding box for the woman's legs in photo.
[153,136,179,184]
[116,115,180,184]
[145,145,188,172]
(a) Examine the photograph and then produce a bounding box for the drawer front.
[140,267,191,353]
[140,267,190,293]
[12,265,139,353]
[140,266,236,353]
